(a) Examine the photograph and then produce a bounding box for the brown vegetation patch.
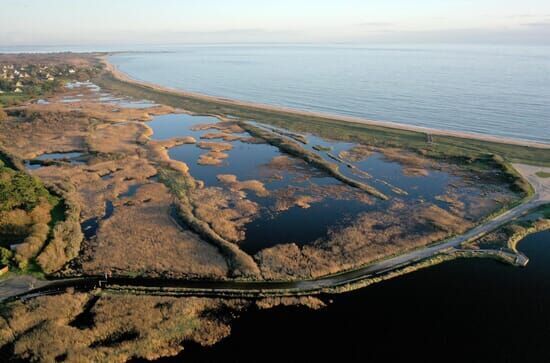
[256,202,473,280]
[146,138,194,176]
[87,122,149,155]
[256,296,326,310]
[10,202,52,267]
[36,182,84,274]
[197,151,229,166]
[338,145,373,162]
[191,121,244,134]
[271,183,374,212]
[35,157,157,221]
[80,183,228,278]
[0,291,248,362]
[190,187,260,243]
[197,141,233,153]
[379,147,431,176]
[0,108,91,159]
[195,142,234,166]
[260,155,326,182]
[216,174,270,197]
[201,132,242,141]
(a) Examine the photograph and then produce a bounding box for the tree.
[0,107,7,122]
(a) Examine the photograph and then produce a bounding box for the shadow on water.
[163,231,550,363]
[80,200,114,240]
[119,184,141,198]
[25,152,86,170]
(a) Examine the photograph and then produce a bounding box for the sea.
[106,44,550,143]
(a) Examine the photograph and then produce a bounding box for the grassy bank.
[157,167,261,279]
[94,71,550,167]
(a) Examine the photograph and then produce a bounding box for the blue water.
[145,112,512,255]
[109,44,550,143]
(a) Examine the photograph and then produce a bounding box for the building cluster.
[0,63,75,94]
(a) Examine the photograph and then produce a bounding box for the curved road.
[2,164,549,302]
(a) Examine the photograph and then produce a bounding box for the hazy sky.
[1,0,550,46]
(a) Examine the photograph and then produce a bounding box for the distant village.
[0,63,76,94]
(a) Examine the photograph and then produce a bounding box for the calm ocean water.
[109,44,550,143]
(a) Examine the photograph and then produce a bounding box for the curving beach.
[102,53,550,150]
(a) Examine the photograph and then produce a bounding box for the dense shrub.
[37,184,83,274]
[0,166,50,212]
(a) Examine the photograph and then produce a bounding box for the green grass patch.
[48,197,65,228]
[313,145,332,152]
[536,171,550,178]
[0,93,30,107]
[0,160,52,212]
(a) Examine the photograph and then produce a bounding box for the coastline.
[101,54,550,150]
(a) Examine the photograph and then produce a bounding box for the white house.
[14,87,23,93]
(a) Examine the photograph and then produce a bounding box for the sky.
[1,0,550,46]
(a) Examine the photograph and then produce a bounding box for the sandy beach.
[101,55,550,150]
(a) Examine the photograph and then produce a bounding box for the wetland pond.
[25,152,86,170]
[146,113,512,256]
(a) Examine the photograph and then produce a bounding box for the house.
[15,81,23,87]
[0,89,4,94]
[14,87,23,93]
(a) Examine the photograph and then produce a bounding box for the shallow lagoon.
[146,113,488,255]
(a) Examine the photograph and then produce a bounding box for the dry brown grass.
[190,187,260,243]
[0,108,91,159]
[379,147,431,176]
[146,139,194,175]
[274,194,319,211]
[0,200,52,268]
[271,183,374,213]
[216,174,270,197]
[256,296,326,310]
[197,151,229,166]
[0,291,249,362]
[35,157,157,221]
[81,183,228,278]
[259,155,326,183]
[338,145,373,162]
[197,141,233,153]
[87,122,149,155]
[0,209,33,244]
[195,142,234,166]
[190,121,244,134]
[201,132,242,141]
[256,201,473,280]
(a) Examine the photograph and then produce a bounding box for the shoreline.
[101,54,550,150]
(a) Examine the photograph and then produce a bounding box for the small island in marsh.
[0,53,549,362]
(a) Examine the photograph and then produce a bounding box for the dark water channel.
[25,152,85,170]
[158,230,550,363]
